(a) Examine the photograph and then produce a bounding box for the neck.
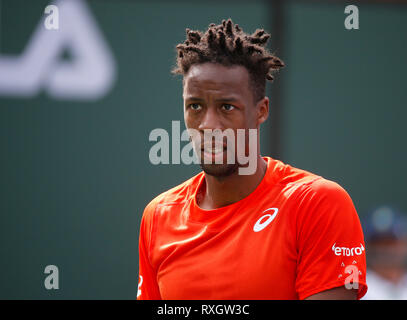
[198,156,267,210]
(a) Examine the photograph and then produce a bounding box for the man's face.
[183,62,268,177]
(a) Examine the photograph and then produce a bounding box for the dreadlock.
[172,18,285,103]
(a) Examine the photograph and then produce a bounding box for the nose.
[198,107,222,131]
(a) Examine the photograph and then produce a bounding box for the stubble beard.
[199,161,239,179]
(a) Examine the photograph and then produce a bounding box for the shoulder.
[270,160,358,227]
[289,174,360,240]
[295,177,354,212]
[270,158,352,206]
[270,158,322,190]
[271,159,349,203]
[141,172,204,219]
[264,158,355,214]
[298,176,352,203]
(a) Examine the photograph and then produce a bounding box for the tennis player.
[137,19,367,300]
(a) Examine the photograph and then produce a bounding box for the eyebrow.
[185,96,240,103]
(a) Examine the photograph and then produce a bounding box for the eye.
[188,103,202,111]
[221,104,235,111]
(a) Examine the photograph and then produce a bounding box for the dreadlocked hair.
[172,18,285,103]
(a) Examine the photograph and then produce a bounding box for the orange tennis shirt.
[137,157,367,299]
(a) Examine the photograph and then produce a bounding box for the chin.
[200,163,239,178]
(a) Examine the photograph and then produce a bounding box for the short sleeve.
[137,202,162,300]
[295,178,368,300]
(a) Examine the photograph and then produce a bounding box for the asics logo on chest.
[253,208,279,232]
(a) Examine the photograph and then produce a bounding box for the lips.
[201,141,226,154]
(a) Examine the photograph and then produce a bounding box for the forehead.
[183,63,251,98]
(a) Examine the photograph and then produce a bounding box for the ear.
[256,96,269,126]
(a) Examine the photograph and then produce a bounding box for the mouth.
[199,141,229,164]
[201,142,227,155]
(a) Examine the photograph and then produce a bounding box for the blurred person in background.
[362,206,407,299]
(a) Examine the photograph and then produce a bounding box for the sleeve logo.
[331,243,365,256]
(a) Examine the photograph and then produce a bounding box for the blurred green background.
[0,0,406,299]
